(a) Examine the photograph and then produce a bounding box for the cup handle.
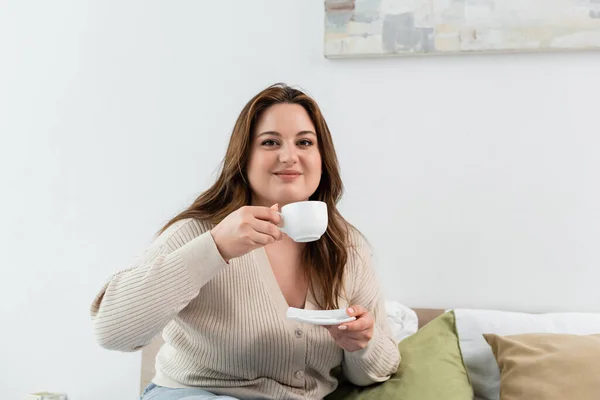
[277,212,287,235]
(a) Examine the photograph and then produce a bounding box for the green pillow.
[325,310,473,400]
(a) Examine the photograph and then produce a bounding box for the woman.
[91,83,400,400]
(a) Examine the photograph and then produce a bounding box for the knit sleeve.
[341,231,401,386]
[90,219,228,352]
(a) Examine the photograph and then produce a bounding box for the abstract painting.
[324,0,600,57]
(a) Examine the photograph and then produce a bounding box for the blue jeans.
[141,383,240,400]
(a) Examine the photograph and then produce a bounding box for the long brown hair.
[160,83,351,310]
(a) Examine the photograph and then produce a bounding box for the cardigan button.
[295,328,303,338]
[294,370,305,379]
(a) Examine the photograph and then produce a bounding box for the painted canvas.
[324,0,600,57]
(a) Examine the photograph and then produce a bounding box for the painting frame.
[324,0,600,58]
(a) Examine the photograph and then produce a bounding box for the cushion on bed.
[484,333,600,400]
[325,310,473,400]
[454,308,600,400]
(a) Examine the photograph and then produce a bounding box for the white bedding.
[385,300,419,343]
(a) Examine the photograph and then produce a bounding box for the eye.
[261,139,279,147]
[297,139,314,147]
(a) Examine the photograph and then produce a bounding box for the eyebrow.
[257,130,316,137]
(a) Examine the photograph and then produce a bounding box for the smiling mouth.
[274,171,302,180]
[274,170,302,176]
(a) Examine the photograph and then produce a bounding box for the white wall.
[2,1,599,399]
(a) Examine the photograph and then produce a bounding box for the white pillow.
[454,308,600,400]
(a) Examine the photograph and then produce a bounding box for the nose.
[278,142,298,165]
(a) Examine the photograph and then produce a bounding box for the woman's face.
[247,103,322,208]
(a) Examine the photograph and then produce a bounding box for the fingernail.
[348,307,355,314]
[338,325,347,330]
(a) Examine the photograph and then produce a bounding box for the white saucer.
[286,307,356,326]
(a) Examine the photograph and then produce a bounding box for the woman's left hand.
[324,305,375,352]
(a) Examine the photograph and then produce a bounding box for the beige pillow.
[484,333,600,400]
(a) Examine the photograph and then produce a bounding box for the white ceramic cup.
[279,201,328,242]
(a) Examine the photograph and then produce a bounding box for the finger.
[338,315,373,332]
[249,231,276,246]
[252,219,283,241]
[346,305,368,317]
[251,206,282,225]
[269,204,283,227]
[338,331,370,341]
[338,320,368,332]
[323,325,342,335]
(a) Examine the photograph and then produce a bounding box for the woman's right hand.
[210,204,283,262]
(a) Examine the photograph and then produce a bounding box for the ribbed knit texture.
[90,219,400,400]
